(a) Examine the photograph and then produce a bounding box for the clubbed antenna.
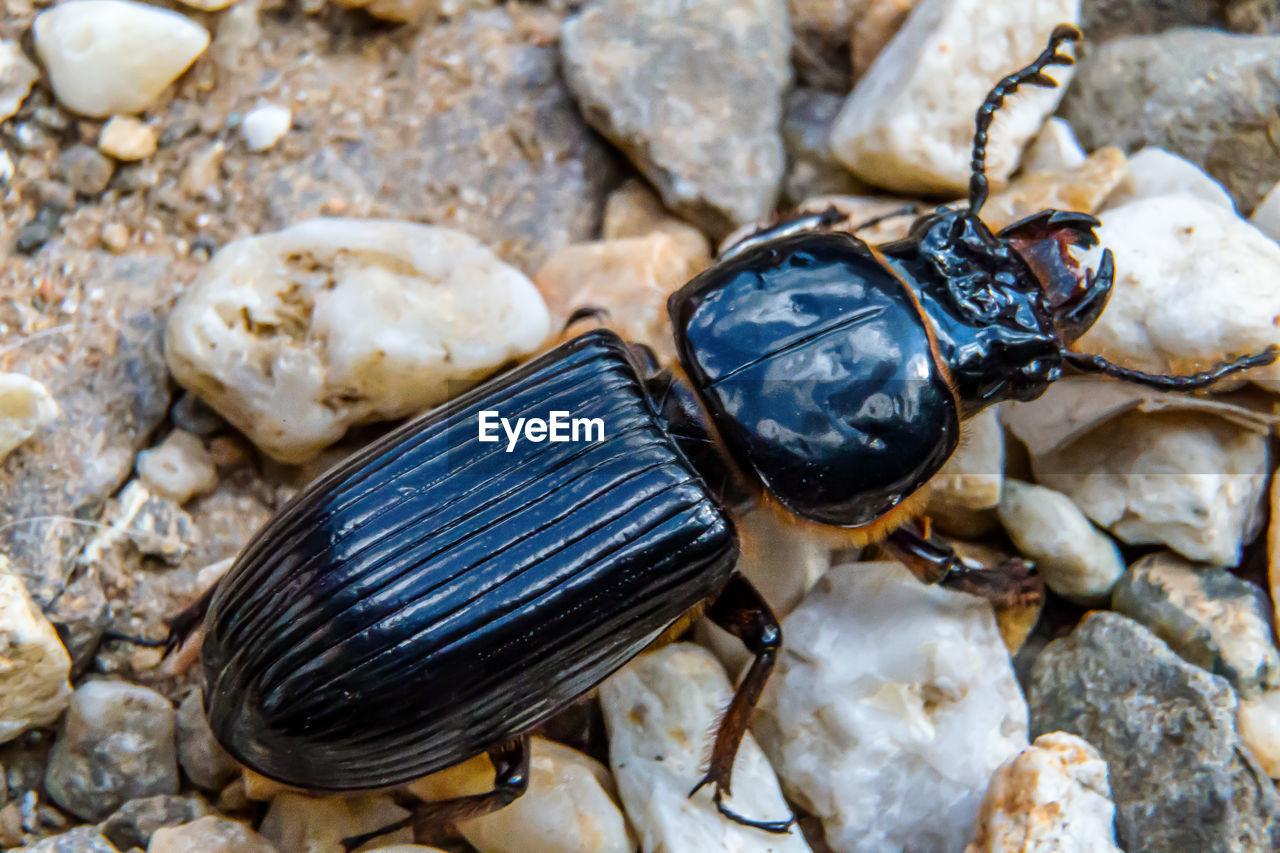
[969,24,1081,217]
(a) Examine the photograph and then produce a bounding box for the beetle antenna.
[968,24,1081,217]
[1062,345,1279,391]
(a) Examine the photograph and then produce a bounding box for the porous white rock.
[1238,690,1280,778]
[164,218,550,463]
[0,40,39,122]
[408,738,634,853]
[931,405,1004,512]
[0,563,72,744]
[1021,117,1086,173]
[1074,195,1280,384]
[600,643,811,853]
[1030,410,1268,566]
[1251,179,1280,242]
[965,732,1121,853]
[0,373,58,462]
[33,0,210,118]
[136,430,218,505]
[830,0,1078,195]
[754,561,1028,853]
[99,116,157,161]
[1104,148,1234,211]
[997,479,1124,605]
[697,507,831,674]
[258,792,411,853]
[148,816,279,853]
[241,104,291,152]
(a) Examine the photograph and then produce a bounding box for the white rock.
[0,563,72,744]
[996,480,1124,605]
[0,373,58,462]
[241,104,291,152]
[33,0,210,118]
[1238,690,1280,779]
[754,561,1028,853]
[148,816,279,853]
[164,218,550,463]
[408,738,634,853]
[258,792,411,853]
[1074,195,1280,384]
[600,643,811,853]
[1031,410,1268,566]
[99,116,157,161]
[135,430,218,505]
[697,507,831,675]
[0,40,39,122]
[1251,179,1280,242]
[1020,117,1086,173]
[931,405,1004,512]
[965,732,1121,853]
[830,0,1078,195]
[1104,148,1233,212]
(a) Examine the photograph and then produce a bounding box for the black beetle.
[163,23,1277,847]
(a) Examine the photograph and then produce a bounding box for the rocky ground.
[4,0,1280,851]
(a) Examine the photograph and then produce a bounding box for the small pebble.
[1112,551,1280,698]
[0,39,39,122]
[258,792,411,853]
[0,373,59,462]
[1021,116,1087,173]
[754,561,1028,852]
[600,643,810,853]
[148,816,279,853]
[99,116,158,161]
[33,0,210,117]
[57,145,114,195]
[99,222,130,253]
[175,687,239,792]
[997,479,1125,605]
[100,795,211,850]
[1104,147,1234,211]
[164,218,550,463]
[241,104,291,152]
[0,562,73,744]
[966,732,1121,853]
[13,827,118,853]
[135,430,218,505]
[831,0,1077,194]
[1237,690,1280,778]
[44,680,179,821]
[181,141,224,199]
[15,215,58,255]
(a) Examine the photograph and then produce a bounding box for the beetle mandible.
[163,23,1278,847]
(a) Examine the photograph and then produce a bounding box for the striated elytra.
[166,23,1277,848]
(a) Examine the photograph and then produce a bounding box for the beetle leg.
[340,737,530,851]
[719,207,846,261]
[883,522,1044,609]
[689,574,795,834]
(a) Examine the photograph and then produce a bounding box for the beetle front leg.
[690,574,795,834]
[883,521,1044,609]
[340,737,530,852]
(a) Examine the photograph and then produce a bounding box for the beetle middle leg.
[340,736,530,852]
[689,573,795,833]
[882,521,1044,609]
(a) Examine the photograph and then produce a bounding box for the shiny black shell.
[200,330,737,789]
[669,231,959,528]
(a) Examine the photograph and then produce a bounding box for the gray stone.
[99,794,210,850]
[0,250,173,607]
[14,827,119,853]
[1112,552,1280,698]
[244,8,615,272]
[780,88,867,205]
[175,688,237,792]
[44,681,178,821]
[56,146,114,196]
[43,566,109,677]
[1029,611,1280,852]
[1061,29,1280,213]
[562,0,790,237]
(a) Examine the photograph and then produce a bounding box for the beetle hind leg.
[690,574,796,834]
[340,737,530,852]
[883,521,1044,609]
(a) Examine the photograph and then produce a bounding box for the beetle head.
[997,209,1114,345]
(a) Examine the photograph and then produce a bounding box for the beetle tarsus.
[340,817,413,853]
[689,574,795,834]
[884,523,1045,609]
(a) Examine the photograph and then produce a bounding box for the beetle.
[163,23,1277,848]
